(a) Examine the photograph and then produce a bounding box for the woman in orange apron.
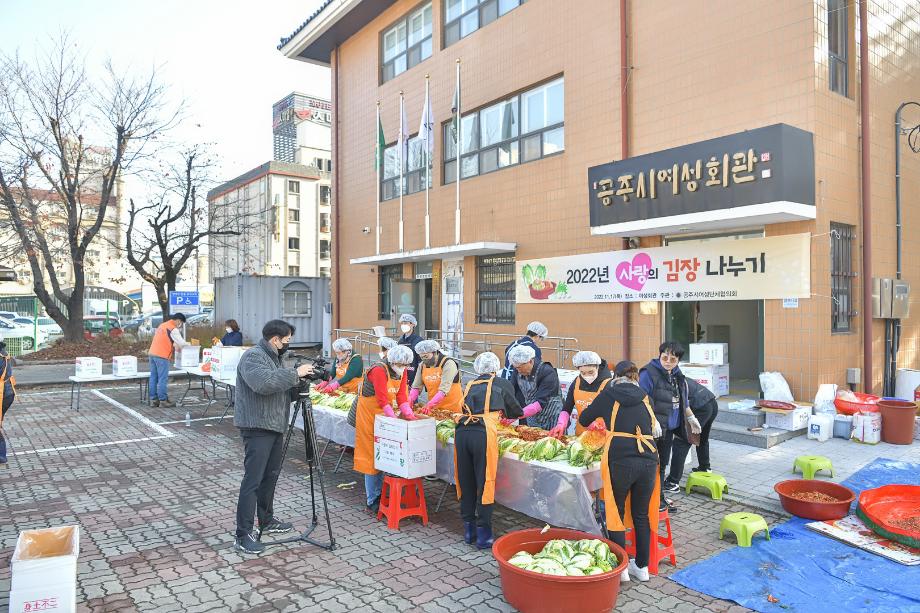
[353,344,417,511]
[453,352,525,548]
[409,340,463,414]
[552,351,612,437]
[316,338,364,394]
[0,340,16,464]
[578,360,660,583]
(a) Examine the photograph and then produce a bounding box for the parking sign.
[169,291,200,315]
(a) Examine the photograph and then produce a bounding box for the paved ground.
[2,384,786,612]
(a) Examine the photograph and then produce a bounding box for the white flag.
[398,96,409,175]
[418,87,434,159]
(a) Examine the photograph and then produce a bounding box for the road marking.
[19,386,135,397]
[12,436,171,456]
[158,415,227,425]
[92,390,174,437]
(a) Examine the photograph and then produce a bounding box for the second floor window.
[444,0,524,47]
[382,2,432,83]
[288,237,300,251]
[288,180,300,193]
[381,134,433,201]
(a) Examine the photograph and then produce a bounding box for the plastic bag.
[759,372,794,403]
[851,411,881,445]
[813,384,838,415]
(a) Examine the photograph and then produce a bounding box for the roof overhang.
[589,201,816,238]
[280,0,395,66]
[350,242,517,265]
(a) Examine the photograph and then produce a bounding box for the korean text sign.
[516,234,810,303]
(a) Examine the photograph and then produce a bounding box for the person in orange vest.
[147,312,188,407]
[409,340,463,414]
[553,351,613,437]
[0,340,16,464]
[315,338,363,394]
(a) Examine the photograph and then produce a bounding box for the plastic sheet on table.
[294,403,356,447]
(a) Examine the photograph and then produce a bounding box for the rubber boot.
[476,525,494,550]
[463,522,475,544]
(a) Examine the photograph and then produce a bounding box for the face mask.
[400,324,411,334]
[226,328,233,334]
[423,356,437,367]
[582,374,597,384]
[392,365,405,376]
[278,342,290,356]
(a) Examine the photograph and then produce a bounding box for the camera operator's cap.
[526,321,548,338]
[378,337,397,350]
[332,338,353,352]
[415,339,440,355]
[508,344,536,366]
[399,314,417,326]
[387,345,414,365]
[474,352,501,375]
[572,351,602,368]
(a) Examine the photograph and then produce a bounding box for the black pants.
[667,407,718,483]
[607,458,657,568]
[0,392,13,455]
[455,426,492,528]
[655,428,676,500]
[235,428,285,538]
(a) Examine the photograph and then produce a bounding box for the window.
[831,222,854,333]
[288,237,300,251]
[288,180,300,193]
[444,78,563,183]
[282,282,312,317]
[288,265,300,276]
[444,0,524,46]
[476,254,515,324]
[320,239,331,260]
[828,0,848,96]
[320,185,331,204]
[381,134,433,201]
[381,2,432,83]
[320,267,331,277]
[378,264,402,319]
[288,209,300,222]
[320,212,331,232]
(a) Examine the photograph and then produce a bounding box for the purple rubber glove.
[522,402,541,418]
[382,404,396,418]
[424,391,446,411]
[548,411,570,437]
[326,380,341,393]
[409,388,421,405]
[399,402,417,420]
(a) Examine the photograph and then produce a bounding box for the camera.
[289,353,331,397]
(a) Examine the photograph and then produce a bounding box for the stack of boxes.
[680,343,730,398]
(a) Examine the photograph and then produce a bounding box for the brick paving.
[0,384,780,612]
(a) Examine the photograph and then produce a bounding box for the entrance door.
[390,279,418,329]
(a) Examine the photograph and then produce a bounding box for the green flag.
[375,113,386,171]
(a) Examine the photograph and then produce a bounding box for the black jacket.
[458,375,523,429]
[578,379,658,464]
[639,359,689,431]
[562,373,612,416]
[686,379,718,425]
[511,361,559,409]
[398,332,424,376]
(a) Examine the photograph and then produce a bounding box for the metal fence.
[0,295,43,357]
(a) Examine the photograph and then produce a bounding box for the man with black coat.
[663,379,719,491]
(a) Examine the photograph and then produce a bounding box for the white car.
[0,318,44,351]
[12,316,62,342]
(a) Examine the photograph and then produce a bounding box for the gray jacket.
[234,339,300,434]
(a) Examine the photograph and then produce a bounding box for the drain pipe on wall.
[859,0,873,393]
[619,0,630,361]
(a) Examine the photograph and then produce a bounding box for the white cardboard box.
[373,415,436,478]
[111,355,138,377]
[211,346,244,380]
[201,348,212,364]
[689,343,729,365]
[8,585,76,613]
[557,369,579,398]
[74,357,102,378]
[764,405,812,431]
[680,363,730,398]
[174,345,201,368]
[11,526,79,593]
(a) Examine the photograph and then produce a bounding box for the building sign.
[588,124,815,237]
[272,95,333,128]
[516,234,810,303]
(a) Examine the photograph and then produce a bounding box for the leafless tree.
[0,34,178,341]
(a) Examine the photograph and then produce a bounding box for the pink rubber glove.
[500,418,516,426]
[424,391,445,411]
[382,404,396,418]
[548,411,570,437]
[399,402,417,420]
[522,402,541,418]
[315,381,328,391]
[409,388,421,405]
[326,380,340,393]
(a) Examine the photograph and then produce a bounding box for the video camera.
[289,353,331,397]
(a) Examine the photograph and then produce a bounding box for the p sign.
[169,291,200,316]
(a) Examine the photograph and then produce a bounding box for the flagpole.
[454,59,461,245]
[398,91,405,252]
[424,74,431,249]
[376,101,381,255]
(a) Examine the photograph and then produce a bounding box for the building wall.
[329,0,920,396]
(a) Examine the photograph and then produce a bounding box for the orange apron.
[335,354,362,394]
[0,357,15,430]
[600,398,661,534]
[453,377,500,505]
[353,365,402,475]
[422,355,463,411]
[573,376,611,435]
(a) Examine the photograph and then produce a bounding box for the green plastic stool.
[792,455,835,480]
[685,471,729,500]
[720,512,770,547]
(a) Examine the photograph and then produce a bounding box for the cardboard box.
[111,355,138,377]
[680,363,730,398]
[211,346,244,380]
[373,415,436,478]
[8,585,76,613]
[74,357,102,378]
[201,348,212,364]
[174,345,200,368]
[764,405,812,431]
[689,343,729,365]
[556,369,579,398]
[11,526,79,593]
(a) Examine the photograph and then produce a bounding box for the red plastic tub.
[774,479,855,520]
[878,399,917,445]
[493,528,629,613]
[857,485,920,548]
[834,392,880,416]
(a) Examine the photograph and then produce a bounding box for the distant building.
[272,92,333,169]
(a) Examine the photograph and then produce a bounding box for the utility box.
[873,277,911,319]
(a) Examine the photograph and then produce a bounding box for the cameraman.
[234,319,314,555]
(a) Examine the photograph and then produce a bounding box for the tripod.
[261,390,336,551]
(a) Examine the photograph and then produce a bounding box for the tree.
[0,35,177,341]
[124,146,245,319]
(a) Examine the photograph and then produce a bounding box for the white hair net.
[474,352,501,375]
[414,339,441,355]
[572,351,601,368]
[507,344,536,366]
[399,314,418,326]
[332,338,353,352]
[387,344,414,365]
[378,337,397,350]
[527,321,548,338]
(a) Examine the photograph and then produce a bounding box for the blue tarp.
[670,458,920,613]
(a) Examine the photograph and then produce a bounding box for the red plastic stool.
[624,509,677,575]
[377,476,429,530]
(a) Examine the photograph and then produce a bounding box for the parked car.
[0,318,41,350]
[9,316,58,346]
[122,315,147,335]
[137,314,164,339]
[186,312,214,327]
[0,311,19,321]
[83,316,123,339]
